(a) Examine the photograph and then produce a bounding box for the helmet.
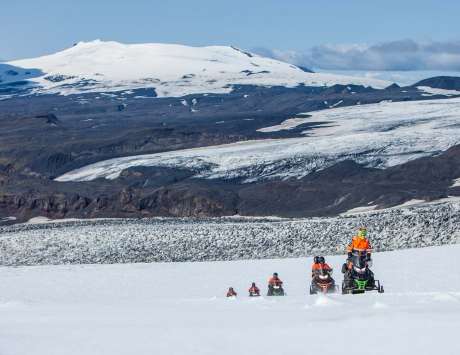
[358,227,368,239]
[313,256,320,263]
[273,272,278,277]
[251,282,256,287]
[318,256,325,264]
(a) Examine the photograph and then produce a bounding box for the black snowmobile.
[267,282,285,296]
[341,251,384,294]
[310,268,338,294]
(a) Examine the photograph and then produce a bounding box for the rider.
[267,272,284,295]
[268,272,283,287]
[226,287,237,297]
[346,227,372,261]
[311,256,332,278]
[248,282,260,297]
[342,227,374,287]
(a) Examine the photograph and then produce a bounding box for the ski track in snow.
[0,245,459,355]
[56,97,460,183]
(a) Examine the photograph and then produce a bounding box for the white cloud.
[253,39,460,71]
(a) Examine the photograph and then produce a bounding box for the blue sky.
[2,0,460,71]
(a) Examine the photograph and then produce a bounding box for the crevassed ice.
[56,98,460,183]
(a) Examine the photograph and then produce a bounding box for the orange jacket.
[311,263,332,272]
[249,286,260,294]
[347,236,372,253]
[268,277,283,286]
[227,289,237,297]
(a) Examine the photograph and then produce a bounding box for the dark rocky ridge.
[413,76,460,90]
[1,145,460,222]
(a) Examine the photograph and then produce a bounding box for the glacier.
[56,97,460,183]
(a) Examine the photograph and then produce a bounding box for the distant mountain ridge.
[413,76,460,90]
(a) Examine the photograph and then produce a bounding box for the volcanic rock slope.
[1,41,460,222]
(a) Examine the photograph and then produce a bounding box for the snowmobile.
[267,282,285,296]
[341,251,384,294]
[310,268,338,294]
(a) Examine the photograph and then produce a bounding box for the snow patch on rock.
[417,86,460,97]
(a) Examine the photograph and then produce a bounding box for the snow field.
[0,245,459,355]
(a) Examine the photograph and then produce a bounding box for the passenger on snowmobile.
[311,256,332,278]
[267,272,285,296]
[310,256,336,294]
[227,287,237,297]
[248,282,260,297]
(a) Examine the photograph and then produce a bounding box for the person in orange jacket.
[226,287,237,297]
[268,272,283,287]
[248,282,260,297]
[267,272,284,296]
[346,227,372,261]
[342,227,375,287]
[311,256,332,278]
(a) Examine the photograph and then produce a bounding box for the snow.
[329,99,343,108]
[452,178,460,187]
[0,217,16,223]
[417,86,460,97]
[25,216,116,224]
[0,244,459,355]
[341,196,460,216]
[316,69,460,87]
[257,116,312,133]
[340,205,378,215]
[7,40,389,98]
[56,97,460,183]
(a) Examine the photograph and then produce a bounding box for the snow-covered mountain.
[6,40,389,97]
[3,40,460,221]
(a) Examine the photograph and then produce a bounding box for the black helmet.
[318,256,325,264]
[273,272,278,277]
[251,282,256,286]
[314,256,320,263]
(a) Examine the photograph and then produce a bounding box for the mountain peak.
[6,40,389,98]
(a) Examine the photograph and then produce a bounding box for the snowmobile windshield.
[351,253,367,269]
[314,268,332,278]
[353,265,367,274]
